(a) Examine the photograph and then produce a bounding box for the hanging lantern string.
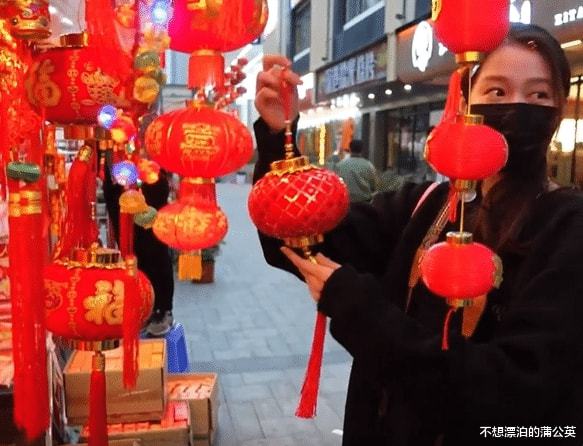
[280,68,295,160]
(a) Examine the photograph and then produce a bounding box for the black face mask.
[469,103,559,178]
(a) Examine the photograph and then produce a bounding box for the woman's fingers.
[315,253,341,270]
[262,54,291,71]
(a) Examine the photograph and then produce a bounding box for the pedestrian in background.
[335,139,378,203]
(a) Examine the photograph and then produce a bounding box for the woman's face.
[470,43,557,107]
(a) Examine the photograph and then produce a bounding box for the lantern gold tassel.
[178,251,203,281]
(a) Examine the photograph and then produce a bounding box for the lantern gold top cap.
[446,231,473,245]
[60,32,88,48]
[269,155,312,176]
[455,114,484,125]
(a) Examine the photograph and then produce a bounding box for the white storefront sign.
[554,5,583,26]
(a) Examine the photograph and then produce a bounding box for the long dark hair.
[468,24,571,253]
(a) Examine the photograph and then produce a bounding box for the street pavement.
[173,181,352,446]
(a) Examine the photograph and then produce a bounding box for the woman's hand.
[281,246,341,302]
[255,55,302,133]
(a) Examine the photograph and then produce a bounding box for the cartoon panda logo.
[412,21,434,73]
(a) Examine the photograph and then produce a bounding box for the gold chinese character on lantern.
[83,280,124,325]
[180,123,219,160]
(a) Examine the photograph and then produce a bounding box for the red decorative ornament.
[431,0,510,58]
[168,0,268,53]
[137,158,160,184]
[26,32,131,125]
[248,161,349,241]
[145,103,253,178]
[110,115,137,144]
[1,0,51,40]
[153,179,228,251]
[420,231,502,350]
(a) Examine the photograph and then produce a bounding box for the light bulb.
[97,105,117,129]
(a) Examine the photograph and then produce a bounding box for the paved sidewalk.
[173,182,352,446]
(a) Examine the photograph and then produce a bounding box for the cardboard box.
[167,373,219,444]
[80,401,189,446]
[64,339,166,425]
[191,429,216,446]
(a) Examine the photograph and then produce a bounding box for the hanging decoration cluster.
[143,0,268,280]
[420,0,509,350]
[247,73,350,419]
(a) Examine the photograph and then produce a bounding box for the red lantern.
[432,0,509,60]
[168,0,268,53]
[168,0,268,90]
[248,158,349,243]
[44,251,154,343]
[420,232,501,301]
[145,103,253,178]
[137,158,161,184]
[425,115,508,180]
[26,33,131,125]
[153,179,227,251]
[1,0,51,40]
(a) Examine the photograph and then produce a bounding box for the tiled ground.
[173,182,352,446]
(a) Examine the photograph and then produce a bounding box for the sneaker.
[146,310,174,337]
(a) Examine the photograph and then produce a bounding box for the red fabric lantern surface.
[420,233,501,300]
[145,104,253,178]
[248,162,349,240]
[0,0,51,40]
[26,33,132,125]
[44,259,154,342]
[153,179,228,251]
[168,0,268,54]
[425,118,508,180]
[431,0,509,55]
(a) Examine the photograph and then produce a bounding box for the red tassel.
[441,307,458,351]
[122,255,140,389]
[119,211,134,258]
[442,69,462,122]
[89,352,108,446]
[8,181,49,440]
[295,311,327,418]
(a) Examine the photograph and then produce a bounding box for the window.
[344,0,382,24]
[292,1,311,57]
[415,0,431,18]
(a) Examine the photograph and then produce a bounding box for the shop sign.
[554,5,583,26]
[316,40,387,101]
[532,0,583,44]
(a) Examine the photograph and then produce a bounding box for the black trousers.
[103,166,174,313]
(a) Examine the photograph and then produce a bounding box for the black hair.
[349,139,364,154]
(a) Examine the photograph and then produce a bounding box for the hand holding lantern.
[248,70,349,418]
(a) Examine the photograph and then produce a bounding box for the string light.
[112,161,139,187]
[151,0,173,26]
[97,105,118,129]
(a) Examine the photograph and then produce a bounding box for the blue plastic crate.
[164,322,190,373]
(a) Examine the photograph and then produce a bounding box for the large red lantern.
[431,0,509,62]
[26,32,131,125]
[145,103,253,177]
[1,0,51,40]
[44,250,154,343]
[168,0,268,90]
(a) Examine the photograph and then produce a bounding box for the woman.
[253,24,583,445]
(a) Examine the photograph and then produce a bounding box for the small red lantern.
[26,32,131,125]
[425,115,507,180]
[420,231,502,349]
[248,158,349,243]
[153,179,228,280]
[432,0,509,61]
[1,0,51,40]
[137,158,161,184]
[145,103,253,178]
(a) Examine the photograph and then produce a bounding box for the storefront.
[395,0,583,184]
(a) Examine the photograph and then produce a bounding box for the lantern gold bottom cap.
[447,299,474,308]
[283,234,324,248]
[55,337,120,352]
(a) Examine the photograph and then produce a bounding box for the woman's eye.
[485,88,505,97]
[533,91,550,100]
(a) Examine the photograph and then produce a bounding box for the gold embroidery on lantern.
[186,0,223,16]
[80,67,129,108]
[66,269,82,336]
[44,279,67,310]
[83,279,124,325]
[146,120,165,156]
[431,0,442,21]
[28,59,61,107]
[180,123,219,161]
[68,52,81,116]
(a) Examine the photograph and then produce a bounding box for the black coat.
[253,118,583,445]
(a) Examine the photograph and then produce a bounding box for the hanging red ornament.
[420,231,502,349]
[26,33,131,125]
[137,158,161,185]
[168,0,267,90]
[248,71,349,419]
[431,0,510,63]
[145,102,253,178]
